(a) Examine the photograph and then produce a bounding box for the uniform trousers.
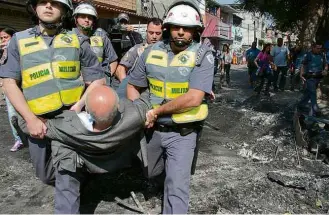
[290,68,302,90]
[146,130,197,214]
[28,137,82,214]
[298,78,321,115]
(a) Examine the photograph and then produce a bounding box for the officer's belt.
[154,122,201,136]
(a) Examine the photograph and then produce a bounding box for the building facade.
[0,0,31,31]
[0,0,150,32]
[73,0,149,29]
[201,0,221,49]
[235,11,266,49]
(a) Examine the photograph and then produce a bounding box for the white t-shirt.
[77,112,94,131]
[221,52,233,64]
[271,45,289,67]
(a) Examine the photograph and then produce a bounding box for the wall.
[0,3,31,31]
[203,13,220,37]
[236,11,266,48]
[95,0,136,11]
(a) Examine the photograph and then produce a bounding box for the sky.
[216,0,238,4]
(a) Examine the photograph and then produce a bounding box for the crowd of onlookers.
[0,28,24,152]
[210,37,329,117]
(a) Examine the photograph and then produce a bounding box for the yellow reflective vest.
[90,28,105,63]
[145,41,208,124]
[16,29,85,115]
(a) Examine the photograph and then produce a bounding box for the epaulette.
[196,43,212,66]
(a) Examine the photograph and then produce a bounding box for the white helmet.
[29,0,73,11]
[73,3,98,19]
[163,4,202,28]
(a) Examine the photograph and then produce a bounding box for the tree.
[238,0,329,44]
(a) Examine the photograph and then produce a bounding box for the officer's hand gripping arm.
[110,61,119,76]
[3,78,47,139]
[114,64,127,81]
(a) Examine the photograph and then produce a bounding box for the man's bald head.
[85,86,119,128]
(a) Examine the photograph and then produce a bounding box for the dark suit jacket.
[19,97,151,174]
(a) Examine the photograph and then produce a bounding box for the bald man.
[78,86,120,132]
[16,86,151,212]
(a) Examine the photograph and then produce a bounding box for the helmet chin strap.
[40,20,62,30]
[77,23,93,35]
[37,11,65,32]
[171,38,193,48]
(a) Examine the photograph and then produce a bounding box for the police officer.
[73,3,118,81]
[0,0,105,213]
[115,17,163,97]
[289,42,305,91]
[117,13,134,31]
[299,41,328,116]
[109,13,143,90]
[109,13,143,61]
[127,0,214,213]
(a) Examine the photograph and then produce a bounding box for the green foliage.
[239,0,310,31]
[206,0,218,9]
[239,0,329,42]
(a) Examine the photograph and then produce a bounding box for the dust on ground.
[0,65,329,214]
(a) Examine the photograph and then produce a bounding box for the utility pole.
[248,24,249,45]
[253,19,256,43]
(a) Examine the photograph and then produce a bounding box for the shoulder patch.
[206,54,214,64]
[77,34,89,45]
[196,43,212,66]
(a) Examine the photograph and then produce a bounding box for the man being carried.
[16,85,151,211]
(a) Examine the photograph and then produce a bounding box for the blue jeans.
[299,78,320,115]
[5,96,22,142]
[273,66,288,90]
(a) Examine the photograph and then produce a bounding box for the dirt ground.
[1,66,329,214]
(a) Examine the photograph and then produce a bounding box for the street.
[1,65,329,213]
